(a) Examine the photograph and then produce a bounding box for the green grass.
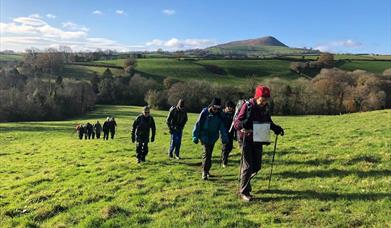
[0,54,23,62]
[338,60,391,74]
[61,65,125,80]
[207,45,311,56]
[61,57,391,83]
[1,106,390,227]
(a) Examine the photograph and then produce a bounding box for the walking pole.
[268,134,278,189]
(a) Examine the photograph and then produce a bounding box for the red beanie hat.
[254,85,271,98]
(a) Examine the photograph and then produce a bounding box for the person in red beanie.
[234,85,284,202]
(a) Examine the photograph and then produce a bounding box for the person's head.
[225,101,235,113]
[254,85,271,107]
[106,117,110,121]
[143,106,150,117]
[96,121,100,124]
[177,99,185,110]
[209,97,222,113]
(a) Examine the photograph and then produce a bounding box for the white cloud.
[46,14,56,19]
[162,9,176,15]
[0,15,131,52]
[13,17,47,26]
[315,39,362,52]
[92,10,103,15]
[146,38,216,50]
[62,22,89,32]
[115,10,125,15]
[29,14,41,18]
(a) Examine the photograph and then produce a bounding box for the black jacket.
[166,106,188,131]
[132,115,156,142]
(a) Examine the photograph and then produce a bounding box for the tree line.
[1,49,390,122]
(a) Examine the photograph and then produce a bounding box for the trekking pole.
[268,134,278,189]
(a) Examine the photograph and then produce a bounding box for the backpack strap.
[244,100,252,123]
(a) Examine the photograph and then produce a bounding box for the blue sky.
[1,0,390,53]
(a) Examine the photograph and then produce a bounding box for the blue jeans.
[169,130,183,156]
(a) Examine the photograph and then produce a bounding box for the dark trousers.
[202,143,215,174]
[92,132,95,139]
[96,132,101,139]
[87,132,92,139]
[79,133,83,140]
[136,142,149,161]
[103,131,109,140]
[239,140,263,195]
[110,129,115,139]
[221,135,234,165]
[169,130,183,156]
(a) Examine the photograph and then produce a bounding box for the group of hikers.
[75,85,284,201]
[76,117,117,140]
[129,84,285,201]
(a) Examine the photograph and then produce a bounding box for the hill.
[213,36,288,48]
[206,36,319,56]
[0,106,390,227]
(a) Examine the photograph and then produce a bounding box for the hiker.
[221,101,236,167]
[131,106,156,163]
[76,124,85,140]
[166,99,188,159]
[109,117,117,139]
[233,85,284,202]
[103,117,110,140]
[86,122,93,139]
[94,121,102,139]
[192,97,229,180]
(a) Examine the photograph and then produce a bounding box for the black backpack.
[229,99,252,132]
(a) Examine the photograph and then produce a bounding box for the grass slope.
[206,45,310,56]
[1,106,390,227]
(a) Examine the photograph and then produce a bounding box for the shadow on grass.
[277,169,391,179]
[255,189,390,201]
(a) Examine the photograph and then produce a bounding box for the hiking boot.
[222,163,227,168]
[168,153,173,158]
[202,173,208,180]
[240,194,252,202]
[137,159,141,163]
[174,155,181,160]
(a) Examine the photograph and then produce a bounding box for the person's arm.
[269,113,284,136]
[166,107,174,130]
[192,109,207,143]
[131,117,139,142]
[150,117,156,142]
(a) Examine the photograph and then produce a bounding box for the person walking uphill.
[94,121,102,139]
[221,101,236,167]
[166,99,188,159]
[103,117,110,140]
[131,106,156,163]
[109,117,117,139]
[234,85,284,202]
[192,98,229,180]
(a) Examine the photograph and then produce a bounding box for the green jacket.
[192,107,229,145]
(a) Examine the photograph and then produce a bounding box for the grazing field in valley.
[1,105,390,227]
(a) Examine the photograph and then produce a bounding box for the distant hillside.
[206,36,319,56]
[213,36,288,48]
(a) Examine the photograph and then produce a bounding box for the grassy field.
[1,105,390,227]
[338,60,391,74]
[0,54,23,62]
